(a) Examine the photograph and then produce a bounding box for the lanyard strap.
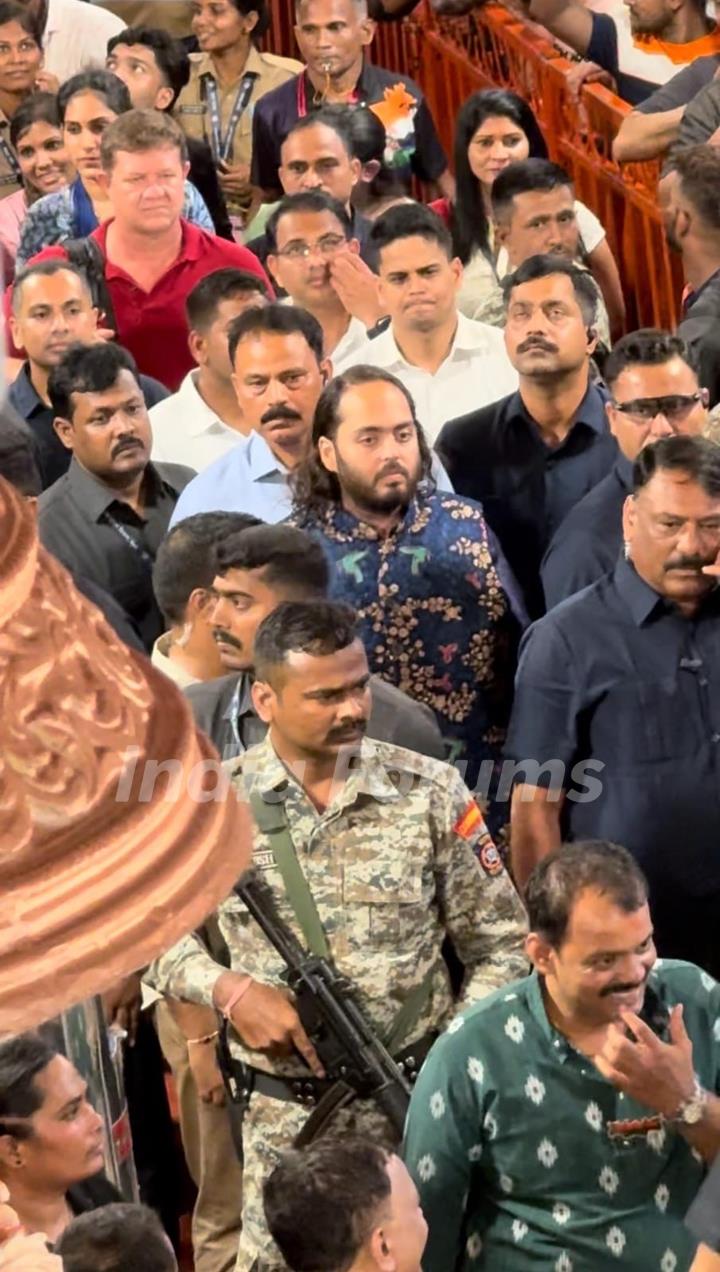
[296,72,361,117]
[104,512,155,569]
[0,131,20,180]
[204,72,256,164]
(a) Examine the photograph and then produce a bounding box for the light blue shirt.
[169,430,291,527]
[169,429,453,528]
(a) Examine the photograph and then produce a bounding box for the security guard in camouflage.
[148,600,528,1272]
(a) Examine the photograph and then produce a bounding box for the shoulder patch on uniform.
[453,800,483,839]
[479,843,503,877]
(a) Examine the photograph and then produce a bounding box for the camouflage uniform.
[148,734,528,1272]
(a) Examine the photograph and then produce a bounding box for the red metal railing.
[266,0,683,329]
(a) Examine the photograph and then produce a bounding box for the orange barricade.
[265,0,683,330]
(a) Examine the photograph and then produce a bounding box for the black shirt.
[540,453,632,610]
[435,381,617,618]
[9,363,170,491]
[38,458,194,650]
[67,1173,122,1216]
[187,135,233,239]
[586,12,658,104]
[250,62,447,194]
[506,556,720,897]
[678,268,720,409]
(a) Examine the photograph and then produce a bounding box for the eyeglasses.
[275,234,346,261]
[611,392,707,424]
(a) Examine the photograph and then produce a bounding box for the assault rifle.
[231,874,412,1136]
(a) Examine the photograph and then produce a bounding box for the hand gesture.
[216,973,325,1077]
[594,1004,696,1118]
[188,1041,226,1107]
[34,70,60,95]
[102,972,142,1045]
[217,161,252,196]
[565,60,618,102]
[0,1185,62,1271]
[329,252,385,329]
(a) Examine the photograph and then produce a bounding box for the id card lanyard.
[204,72,256,164]
[0,131,20,181]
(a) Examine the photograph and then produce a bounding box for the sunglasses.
[611,391,707,423]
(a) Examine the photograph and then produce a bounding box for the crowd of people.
[3,0,720,1268]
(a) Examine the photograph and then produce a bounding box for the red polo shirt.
[20,220,272,390]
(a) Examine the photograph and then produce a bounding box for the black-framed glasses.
[275,234,346,261]
[611,391,707,424]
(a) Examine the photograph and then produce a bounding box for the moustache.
[517,337,559,355]
[326,719,367,743]
[213,629,243,650]
[260,406,303,426]
[665,556,715,571]
[376,463,409,481]
[600,980,646,997]
[112,437,144,458]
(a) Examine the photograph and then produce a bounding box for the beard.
[664,209,683,254]
[335,452,422,515]
[628,8,668,33]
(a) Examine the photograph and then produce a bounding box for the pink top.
[0,190,27,282]
[429,196,452,227]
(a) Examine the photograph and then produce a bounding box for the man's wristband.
[219,976,252,1020]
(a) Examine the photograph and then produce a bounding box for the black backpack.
[64,237,117,334]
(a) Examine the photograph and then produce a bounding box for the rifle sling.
[249,790,330,959]
[248,790,435,1050]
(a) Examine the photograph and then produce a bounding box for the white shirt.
[329,316,370,369]
[334,311,519,444]
[150,370,249,472]
[150,633,200,691]
[44,0,124,80]
[280,295,368,369]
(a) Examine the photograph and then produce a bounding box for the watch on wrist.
[670,1078,707,1125]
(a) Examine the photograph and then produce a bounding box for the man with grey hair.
[405,840,720,1272]
[249,0,451,201]
[506,434,720,977]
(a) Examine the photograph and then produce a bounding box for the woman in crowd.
[346,105,415,221]
[16,69,214,268]
[0,0,58,204]
[430,88,625,335]
[175,0,300,233]
[0,93,72,279]
[0,1033,119,1247]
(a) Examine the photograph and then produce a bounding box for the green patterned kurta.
[404,960,720,1272]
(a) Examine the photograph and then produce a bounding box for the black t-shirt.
[250,62,447,193]
[67,1172,122,1216]
[586,11,660,104]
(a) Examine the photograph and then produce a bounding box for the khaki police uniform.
[174,46,301,225]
